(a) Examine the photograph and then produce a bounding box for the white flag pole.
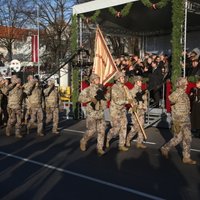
[37,5,40,75]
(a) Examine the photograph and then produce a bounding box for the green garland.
[140,0,169,9]
[108,3,133,17]
[70,15,79,113]
[80,10,101,23]
[171,0,184,89]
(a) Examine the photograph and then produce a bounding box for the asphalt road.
[0,118,199,200]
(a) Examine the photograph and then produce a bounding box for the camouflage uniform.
[24,80,44,136]
[23,75,35,125]
[161,77,196,165]
[106,72,130,151]
[0,77,4,126]
[44,80,60,134]
[126,76,148,148]
[0,78,9,126]
[79,74,108,155]
[4,78,23,137]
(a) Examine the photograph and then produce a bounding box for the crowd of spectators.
[113,48,200,107]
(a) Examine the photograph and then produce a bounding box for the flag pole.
[37,5,40,75]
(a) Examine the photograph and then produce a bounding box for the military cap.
[176,77,188,88]
[114,71,125,80]
[89,73,100,82]
[133,76,143,83]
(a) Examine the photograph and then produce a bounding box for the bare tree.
[29,0,76,71]
[0,0,33,61]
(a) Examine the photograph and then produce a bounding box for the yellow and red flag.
[93,27,118,85]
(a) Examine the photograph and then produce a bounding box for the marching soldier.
[0,76,4,126]
[4,78,23,138]
[44,79,60,135]
[0,78,9,127]
[161,77,196,165]
[126,76,148,149]
[106,71,132,151]
[79,73,109,155]
[23,75,35,125]
[25,78,44,136]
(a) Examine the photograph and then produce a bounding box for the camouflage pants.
[127,110,145,144]
[81,117,106,150]
[107,110,127,147]
[6,108,22,135]
[162,122,192,159]
[45,107,59,132]
[27,107,43,134]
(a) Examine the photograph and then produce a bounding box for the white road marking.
[63,128,200,152]
[0,151,165,200]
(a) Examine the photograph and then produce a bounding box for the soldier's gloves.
[128,99,134,104]
[95,89,106,101]
[135,92,144,103]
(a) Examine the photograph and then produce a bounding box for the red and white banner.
[93,27,118,85]
[32,35,39,62]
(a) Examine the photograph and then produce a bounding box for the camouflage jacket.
[25,83,43,108]
[7,86,23,109]
[169,88,190,123]
[44,86,59,108]
[78,84,107,119]
[110,82,129,116]
[129,85,148,111]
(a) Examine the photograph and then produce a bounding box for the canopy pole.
[183,0,188,78]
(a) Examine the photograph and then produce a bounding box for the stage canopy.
[73,0,200,36]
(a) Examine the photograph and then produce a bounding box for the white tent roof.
[73,0,137,15]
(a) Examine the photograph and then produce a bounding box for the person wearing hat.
[126,76,148,149]
[79,73,109,155]
[161,77,196,165]
[106,71,132,152]
[25,76,44,136]
[44,79,60,135]
[4,78,23,138]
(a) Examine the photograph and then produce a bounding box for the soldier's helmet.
[133,76,143,83]
[89,73,100,82]
[114,71,125,81]
[176,77,188,88]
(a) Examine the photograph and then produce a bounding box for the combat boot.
[80,139,86,151]
[52,130,60,135]
[97,149,105,156]
[160,147,169,159]
[136,143,147,149]
[106,139,110,148]
[119,146,128,152]
[182,157,197,165]
[15,133,23,138]
[126,139,131,147]
[5,126,11,136]
[38,132,44,137]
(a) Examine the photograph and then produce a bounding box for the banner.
[93,27,118,84]
[32,35,39,62]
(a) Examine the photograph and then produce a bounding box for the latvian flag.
[32,35,39,62]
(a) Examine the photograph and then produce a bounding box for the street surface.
[0,118,199,200]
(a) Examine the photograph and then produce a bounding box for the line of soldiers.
[0,74,60,137]
[78,72,197,165]
[79,72,147,155]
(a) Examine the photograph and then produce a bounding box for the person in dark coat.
[190,78,200,137]
[148,61,164,107]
